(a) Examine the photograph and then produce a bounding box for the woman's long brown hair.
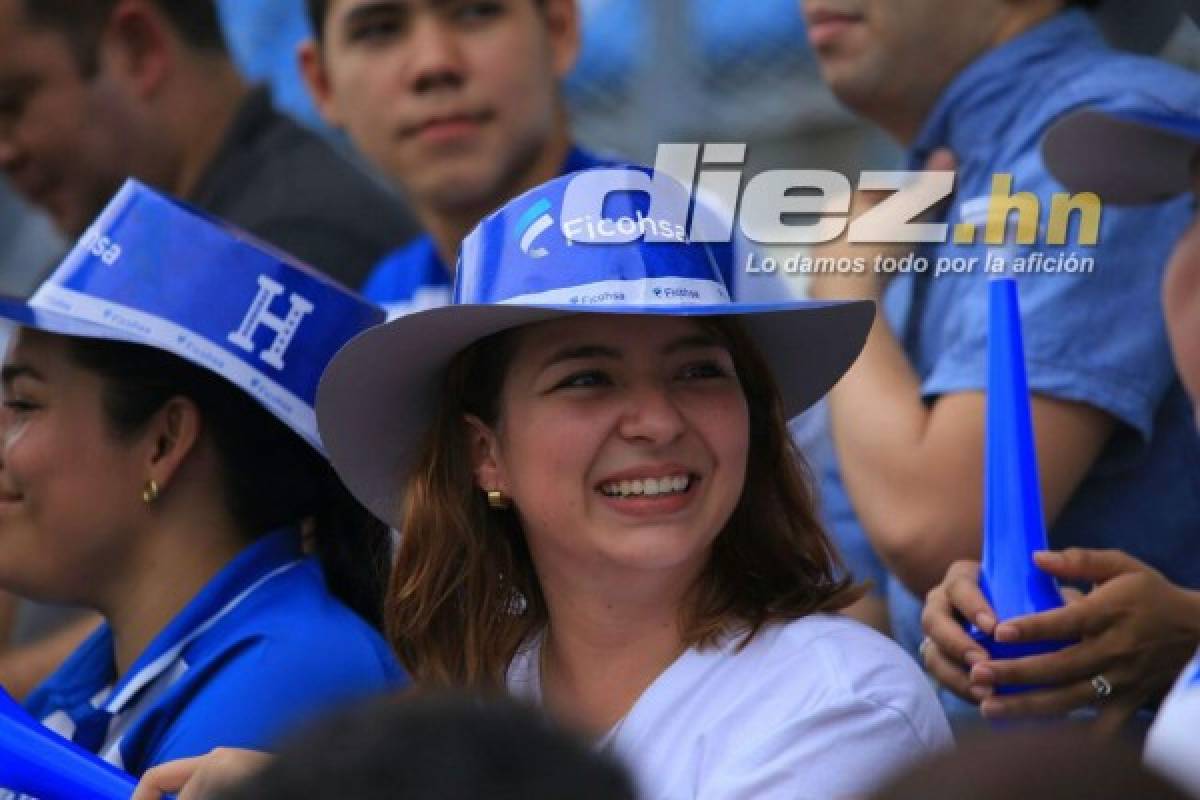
[385,317,862,689]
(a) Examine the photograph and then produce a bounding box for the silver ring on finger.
[1091,674,1113,702]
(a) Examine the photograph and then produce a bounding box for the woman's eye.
[0,85,31,121]
[554,370,611,390]
[677,361,728,381]
[2,399,36,414]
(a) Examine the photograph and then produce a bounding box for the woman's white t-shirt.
[507,613,952,799]
[1144,647,1200,797]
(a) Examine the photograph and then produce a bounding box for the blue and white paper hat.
[317,168,874,524]
[0,179,384,454]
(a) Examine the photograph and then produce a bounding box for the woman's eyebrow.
[662,334,722,355]
[539,344,621,370]
[0,364,43,388]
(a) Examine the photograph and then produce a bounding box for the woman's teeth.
[600,475,691,498]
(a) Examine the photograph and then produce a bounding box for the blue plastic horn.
[969,277,1072,678]
[0,685,136,799]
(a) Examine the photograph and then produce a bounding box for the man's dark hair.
[305,0,329,43]
[305,0,549,44]
[22,0,227,74]
[216,693,638,800]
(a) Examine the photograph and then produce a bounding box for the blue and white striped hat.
[0,179,384,455]
[317,168,873,524]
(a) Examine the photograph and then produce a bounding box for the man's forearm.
[826,307,982,592]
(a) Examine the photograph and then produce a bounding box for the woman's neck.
[537,563,700,736]
[100,512,246,680]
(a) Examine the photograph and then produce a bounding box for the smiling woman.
[0,180,404,794]
[317,169,951,798]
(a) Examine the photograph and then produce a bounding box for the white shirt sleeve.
[699,688,947,799]
[1144,649,1200,797]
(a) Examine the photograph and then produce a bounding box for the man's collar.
[908,9,1106,167]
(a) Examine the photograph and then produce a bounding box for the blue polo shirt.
[815,10,1200,658]
[8,529,403,781]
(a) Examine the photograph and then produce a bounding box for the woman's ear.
[465,414,507,495]
[143,396,202,495]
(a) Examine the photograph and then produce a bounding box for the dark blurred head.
[870,728,1192,800]
[216,692,638,800]
[0,0,231,235]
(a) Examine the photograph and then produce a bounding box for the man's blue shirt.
[14,530,403,779]
[816,10,1200,656]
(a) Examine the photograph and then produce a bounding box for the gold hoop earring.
[486,489,510,510]
[142,479,160,505]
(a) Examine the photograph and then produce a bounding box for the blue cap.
[1043,106,1200,203]
[0,179,384,454]
[317,168,874,524]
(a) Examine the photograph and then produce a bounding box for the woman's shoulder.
[746,614,931,686]
[708,614,949,743]
[612,615,951,799]
[186,559,402,685]
[749,613,925,681]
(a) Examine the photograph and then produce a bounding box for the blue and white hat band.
[454,167,732,309]
[7,180,384,454]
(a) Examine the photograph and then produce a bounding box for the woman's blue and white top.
[6,528,403,784]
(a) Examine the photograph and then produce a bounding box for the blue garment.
[817,10,1200,659]
[362,147,610,318]
[362,147,742,317]
[14,530,403,779]
[215,0,327,132]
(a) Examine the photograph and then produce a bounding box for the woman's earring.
[142,479,160,505]
[499,573,528,616]
[505,586,528,616]
[486,489,511,510]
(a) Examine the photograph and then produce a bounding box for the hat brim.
[1043,108,1200,203]
[0,297,151,346]
[317,299,873,526]
[0,295,330,454]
